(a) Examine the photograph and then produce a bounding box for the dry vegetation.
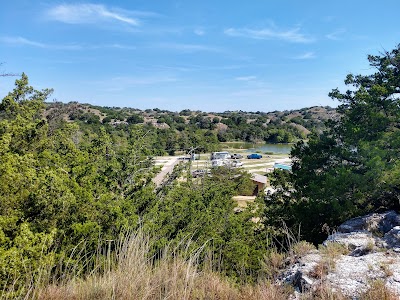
[360,280,399,300]
[1,230,398,300]
[309,242,350,279]
[20,231,295,300]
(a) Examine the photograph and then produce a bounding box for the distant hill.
[45,102,339,134]
[43,102,340,148]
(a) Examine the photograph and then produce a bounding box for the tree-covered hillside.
[44,101,338,154]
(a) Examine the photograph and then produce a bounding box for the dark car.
[231,153,243,159]
[247,153,262,159]
[191,169,210,178]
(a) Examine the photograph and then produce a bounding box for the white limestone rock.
[279,211,400,299]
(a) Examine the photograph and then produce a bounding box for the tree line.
[45,97,336,155]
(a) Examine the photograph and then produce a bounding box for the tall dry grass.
[35,230,196,300]
[28,230,293,300]
[3,229,399,300]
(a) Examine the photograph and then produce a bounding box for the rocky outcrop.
[279,252,322,293]
[337,210,400,234]
[384,226,400,251]
[327,210,400,254]
[279,211,400,299]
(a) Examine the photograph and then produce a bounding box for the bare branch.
[0,62,20,77]
[0,73,20,77]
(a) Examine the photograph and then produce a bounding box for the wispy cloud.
[194,28,205,36]
[157,43,222,53]
[92,75,178,92]
[46,4,144,26]
[322,16,336,22]
[99,44,137,50]
[326,28,346,40]
[1,36,46,48]
[111,75,178,85]
[235,76,257,81]
[292,52,316,60]
[0,36,81,50]
[0,36,136,50]
[230,88,271,98]
[224,26,314,43]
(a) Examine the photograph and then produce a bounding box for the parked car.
[232,160,243,167]
[231,153,243,159]
[247,153,262,159]
[191,169,210,178]
[178,156,191,161]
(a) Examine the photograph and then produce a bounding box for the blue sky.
[1,1,399,112]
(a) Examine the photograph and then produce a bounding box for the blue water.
[222,142,292,154]
[246,143,292,154]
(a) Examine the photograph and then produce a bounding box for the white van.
[210,151,230,160]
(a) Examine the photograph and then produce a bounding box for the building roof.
[251,173,268,184]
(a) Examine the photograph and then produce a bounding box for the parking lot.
[154,149,291,177]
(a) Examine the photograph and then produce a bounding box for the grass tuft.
[361,279,398,300]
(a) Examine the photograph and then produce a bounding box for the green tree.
[126,113,144,124]
[0,74,157,294]
[265,45,400,243]
[144,176,268,281]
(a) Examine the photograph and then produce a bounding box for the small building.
[251,173,268,195]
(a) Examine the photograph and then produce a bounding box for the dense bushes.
[265,45,400,243]
[0,75,269,296]
[0,74,157,294]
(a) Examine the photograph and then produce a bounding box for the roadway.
[152,156,181,187]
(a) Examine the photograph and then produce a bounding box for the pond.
[221,142,292,154]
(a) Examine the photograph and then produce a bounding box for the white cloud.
[326,28,346,40]
[46,4,140,26]
[194,28,205,36]
[229,88,271,98]
[1,36,47,48]
[323,16,336,22]
[92,75,178,92]
[293,52,316,60]
[224,26,314,43]
[235,76,257,81]
[157,43,222,53]
[111,75,178,85]
[0,36,136,50]
[99,44,137,50]
[0,36,82,50]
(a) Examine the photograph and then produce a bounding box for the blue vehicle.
[247,153,262,159]
[274,163,292,171]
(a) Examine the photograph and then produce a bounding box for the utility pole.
[186,146,199,181]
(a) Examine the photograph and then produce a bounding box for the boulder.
[279,211,400,299]
[337,210,400,234]
[383,226,400,252]
[278,252,321,292]
[324,231,375,256]
[327,252,400,297]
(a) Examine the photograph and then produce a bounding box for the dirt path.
[153,157,180,187]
